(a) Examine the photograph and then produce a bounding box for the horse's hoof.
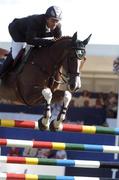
[50,120,63,131]
[38,118,49,131]
[49,120,57,131]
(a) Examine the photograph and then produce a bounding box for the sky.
[0,0,119,44]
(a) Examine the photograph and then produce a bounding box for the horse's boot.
[0,53,14,78]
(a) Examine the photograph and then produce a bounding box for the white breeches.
[11,40,25,60]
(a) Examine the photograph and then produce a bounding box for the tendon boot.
[0,53,14,78]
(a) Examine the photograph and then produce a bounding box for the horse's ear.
[83,34,92,46]
[72,32,77,42]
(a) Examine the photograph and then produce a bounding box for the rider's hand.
[41,39,54,47]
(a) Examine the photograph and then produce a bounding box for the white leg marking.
[54,91,72,129]
[41,88,52,127]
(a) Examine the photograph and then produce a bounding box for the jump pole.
[0,172,116,180]
[1,119,119,135]
[0,155,119,169]
[0,138,119,154]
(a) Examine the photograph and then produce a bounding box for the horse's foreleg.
[38,88,52,130]
[50,90,72,131]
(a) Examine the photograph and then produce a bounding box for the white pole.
[114,77,119,159]
[113,57,119,178]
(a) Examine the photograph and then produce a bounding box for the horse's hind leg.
[38,88,52,130]
[50,90,72,131]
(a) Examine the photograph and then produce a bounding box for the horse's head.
[61,32,92,92]
[29,33,91,93]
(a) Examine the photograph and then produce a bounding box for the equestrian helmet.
[45,6,62,20]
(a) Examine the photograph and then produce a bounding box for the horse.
[0,32,91,131]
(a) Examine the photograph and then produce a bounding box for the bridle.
[65,46,86,77]
[30,38,86,88]
[48,45,86,87]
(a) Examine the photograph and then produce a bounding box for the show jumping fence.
[0,138,119,153]
[0,119,119,135]
[0,119,119,179]
[0,172,117,180]
[0,155,119,169]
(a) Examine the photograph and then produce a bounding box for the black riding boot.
[0,53,14,77]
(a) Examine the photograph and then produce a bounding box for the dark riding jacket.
[8,14,62,46]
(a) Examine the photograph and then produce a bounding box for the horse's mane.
[54,36,72,42]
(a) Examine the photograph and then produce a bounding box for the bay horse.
[0,32,91,131]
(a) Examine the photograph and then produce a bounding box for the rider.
[0,5,62,77]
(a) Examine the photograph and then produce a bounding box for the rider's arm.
[52,23,62,38]
[26,29,54,47]
[28,37,54,47]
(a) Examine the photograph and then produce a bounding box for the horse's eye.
[76,49,85,58]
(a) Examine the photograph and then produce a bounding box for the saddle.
[14,47,33,74]
[0,47,32,78]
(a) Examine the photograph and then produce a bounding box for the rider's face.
[46,18,59,30]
